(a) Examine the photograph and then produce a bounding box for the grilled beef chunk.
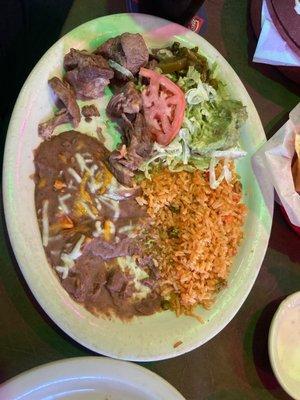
[108,113,153,187]
[106,82,142,117]
[47,78,80,127]
[62,256,108,304]
[38,108,71,140]
[84,237,134,260]
[106,269,135,301]
[38,75,80,139]
[81,104,100,121]
[64,48,112,73]
[129,113,153,155]
[106,270,135,306]
[107,270,129,293]
[95,33,149,75]
[135,293,161,315]
[64,48,114,99]
[48,77,81,127]
[108,151,135,187]
[137,255,160,280]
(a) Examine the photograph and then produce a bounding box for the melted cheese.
[68,179,76,190]
[118,223,133,234]
[58,193,71,214]
[75,153,98,177]
[56,235,85,279]
[67,167,82,183]
[42,199,49,247]
[88,177,103,194]
[95,198,102,211]
[99,195,120,221]
[92,221,102,238]
[117,256,150,300]
[79,201,97,220]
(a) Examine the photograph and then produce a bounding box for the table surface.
[0,1,300,400]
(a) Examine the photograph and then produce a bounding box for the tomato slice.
[139,68,186,146]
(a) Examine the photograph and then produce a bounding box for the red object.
[280,205,300,236]
[139,68,186,146]
[187,16,204,33]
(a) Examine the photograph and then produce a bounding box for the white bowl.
[2,13,273,361]
[269,291,300,400]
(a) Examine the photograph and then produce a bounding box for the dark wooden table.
[0,1,299,399]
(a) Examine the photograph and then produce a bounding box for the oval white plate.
[0,357,185,400]
[3,13,273,361]
[269,292,300,400]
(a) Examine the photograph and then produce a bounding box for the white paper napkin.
[253,103,300,226]
[253,0,300,67]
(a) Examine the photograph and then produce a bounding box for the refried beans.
[34,131,161,319]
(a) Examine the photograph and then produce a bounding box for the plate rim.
[0,356,186,399]
[2,12,274,361]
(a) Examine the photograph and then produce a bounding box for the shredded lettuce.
[177,66,202,90]
[211,148,247,159]
[139,129,210,178]
[176,66,247,156]
[140,61,248,188]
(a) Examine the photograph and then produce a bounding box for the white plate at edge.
[0,357,185,400]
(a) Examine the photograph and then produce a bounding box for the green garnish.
[161,300,171,310]
[167,227,180,238]
[168,204,180,214]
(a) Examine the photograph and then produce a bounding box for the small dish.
[268,291,300,400]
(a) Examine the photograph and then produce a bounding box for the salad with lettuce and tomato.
[136,42,247,188]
